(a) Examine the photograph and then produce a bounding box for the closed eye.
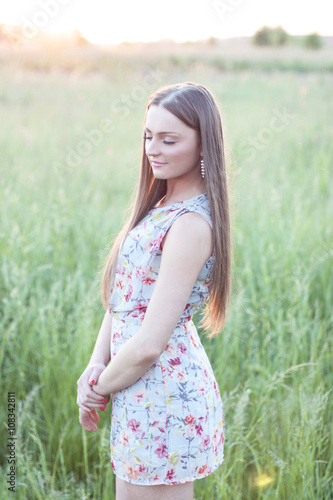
[143,135,176,145]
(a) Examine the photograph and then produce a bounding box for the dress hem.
[111,458,224,486]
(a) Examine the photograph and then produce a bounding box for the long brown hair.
[102,82,231,337]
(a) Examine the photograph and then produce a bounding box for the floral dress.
[108,192,224,485]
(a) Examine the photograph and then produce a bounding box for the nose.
[145,137,160,157]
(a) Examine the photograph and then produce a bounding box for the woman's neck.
[159,179,206,207]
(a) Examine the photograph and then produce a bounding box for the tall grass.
[0,63,332,499]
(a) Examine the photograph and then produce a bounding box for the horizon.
[0,0,332,46]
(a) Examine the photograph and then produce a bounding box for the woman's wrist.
[92,369,111,396]
[93,381,110,397]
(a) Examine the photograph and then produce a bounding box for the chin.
[151,171,169,180]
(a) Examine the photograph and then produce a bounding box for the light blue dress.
[108,193,224,485]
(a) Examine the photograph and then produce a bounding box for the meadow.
[0,44,333,499]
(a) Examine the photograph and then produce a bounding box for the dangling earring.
[200,158,205,179]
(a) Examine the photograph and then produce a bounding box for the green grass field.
[1,46,333,499]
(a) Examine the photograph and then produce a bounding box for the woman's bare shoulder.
[162,211,213,260]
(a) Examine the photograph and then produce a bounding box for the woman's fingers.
[78,408,104,432]
[88,364,107,385]
[77,365,110,412]
[89,409,100,422]
[79,409,99,432]
[77,396,107,416]
[77,386,108,412]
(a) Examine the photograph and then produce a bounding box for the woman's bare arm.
[88,309,112,368]
[77,310,112,413]
[93,212,213,397]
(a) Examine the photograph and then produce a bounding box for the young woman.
[77,82,231,500]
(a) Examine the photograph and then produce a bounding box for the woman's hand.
[79,408,100,432]
[77,363,110,413]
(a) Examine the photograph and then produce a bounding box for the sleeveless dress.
[108,192,224,485]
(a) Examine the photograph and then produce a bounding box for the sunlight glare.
[252,472,274,488]
[0,0,331,45]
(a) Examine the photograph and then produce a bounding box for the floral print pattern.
[108,193,224,485]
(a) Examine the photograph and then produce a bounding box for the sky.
[0,0,332,45]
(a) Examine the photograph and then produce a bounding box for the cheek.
[169,148,184,162]
[169,144,198,163]
[175,146,199,166]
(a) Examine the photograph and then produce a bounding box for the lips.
[151,160,166,167]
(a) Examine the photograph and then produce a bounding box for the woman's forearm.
[93,331,157,396]
[89,310,112,366]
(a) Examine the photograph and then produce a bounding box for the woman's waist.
[110,312,198,352]
[110,308,194,326]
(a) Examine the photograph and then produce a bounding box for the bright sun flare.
[0,0,332,45]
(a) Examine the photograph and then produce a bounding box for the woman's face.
[144,105,201,181]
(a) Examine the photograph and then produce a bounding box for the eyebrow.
[144,127,181,136]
